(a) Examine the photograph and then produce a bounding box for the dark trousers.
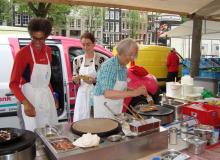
[167,72,178,82]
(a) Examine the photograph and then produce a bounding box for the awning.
[160,20,220,39]
[29,0,220,21]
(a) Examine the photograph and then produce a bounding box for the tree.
[0,0,12,25]
[15,2,71,28]
[79,6,105,33]
[127,10,141,38]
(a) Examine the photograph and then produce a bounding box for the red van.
[0,26,159,128]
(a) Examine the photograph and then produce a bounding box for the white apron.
[74,54,97,122]
[21,46,58,131]
[93,68,127,119]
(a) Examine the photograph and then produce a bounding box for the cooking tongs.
[123,103,145,121]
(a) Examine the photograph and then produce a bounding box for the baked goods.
[139,105,158,112]
[72,118,119,134]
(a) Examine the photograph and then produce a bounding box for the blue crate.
[214,72,220,80]
[199,71,215,78]
[199,71,220,80]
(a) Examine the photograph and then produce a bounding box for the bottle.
[180,122,188,140]
[169,127,177,145]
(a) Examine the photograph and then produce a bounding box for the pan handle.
[104,102,117,117]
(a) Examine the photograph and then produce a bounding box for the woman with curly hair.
[9,18,58,131]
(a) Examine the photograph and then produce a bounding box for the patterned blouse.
[73,54,106,75]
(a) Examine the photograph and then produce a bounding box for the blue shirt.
[94,56,127,96]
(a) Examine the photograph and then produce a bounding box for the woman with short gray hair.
[93,38,148,119]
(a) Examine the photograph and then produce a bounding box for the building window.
[140,24,142,30]
[143,24,146,30]
[122,22,125,30]
[15,14,21,25]
[85,19,89,26]
[115,34,120,41]
[77,19,81,28]
[115,22,119,32]
[97,31,101,39]
[61,29,66,36]
[105,22,109,31]
[70,30,81,37]
[110,11,114,19]
[115,11,119,20]
[103,34,106,43]
[126,23,129,29]
[22,14,30,26]
[110,34,114,43]
[103,33,109,43]
[110,22,114,32]
[122,12,126,18]
[70,19,75,27]
[105,11,109,19]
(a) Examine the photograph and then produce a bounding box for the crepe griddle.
[71,118,121,137]
[135,105,173,116]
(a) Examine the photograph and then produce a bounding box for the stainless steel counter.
[35,123,168,160]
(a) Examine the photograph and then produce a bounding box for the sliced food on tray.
[49,137,75,151]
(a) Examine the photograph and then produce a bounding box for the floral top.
[73,54,106,75]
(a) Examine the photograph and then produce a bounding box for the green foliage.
[127,10,141,38]
[48,4,71,28]
[0,0,12,25]
[15,2,71,28]
[181,16,189,23]
[78,6,106,33]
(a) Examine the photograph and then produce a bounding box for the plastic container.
[166,82,182,98]
[152,157,161,160]
[181,75,193,85]
[182,84,193,97]
[187,137,207,155]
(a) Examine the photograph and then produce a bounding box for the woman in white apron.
[93,38,149,119]
[21,46,58,131]
[73,32,105,122]
[9,18,58,131]
[73,54,97,122]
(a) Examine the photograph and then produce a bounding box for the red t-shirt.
[167,52,179,72]
[9,43,53,102]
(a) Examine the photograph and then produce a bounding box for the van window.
[0,44,14,83]
[68,47,109,74]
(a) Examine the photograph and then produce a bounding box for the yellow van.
[112,45,182,87]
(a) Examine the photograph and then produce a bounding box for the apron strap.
[30,46,36,64]
[30,45,50,67]
[82,53,96,69]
